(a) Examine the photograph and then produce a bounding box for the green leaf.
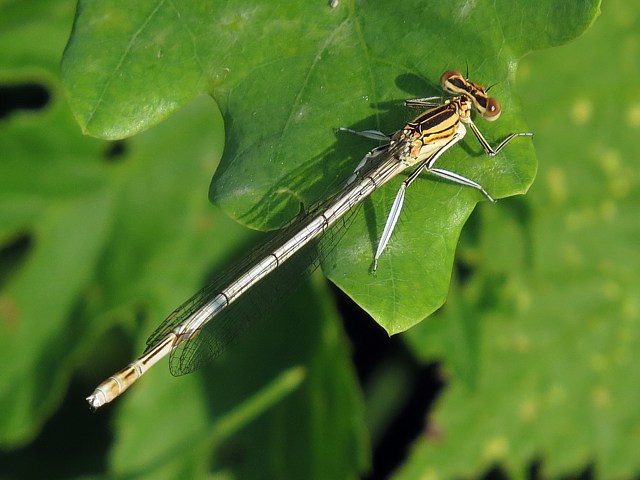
[398,0,640,478]
[109,279,368,479]
[0,80,231,445]
[61,0,595,334]
[0,0,109,446]
[1,3,367,478]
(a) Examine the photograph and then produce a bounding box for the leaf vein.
[86,0,168,130]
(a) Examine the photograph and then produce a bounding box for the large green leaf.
[60,0,603,334]
[398,0,640,477]
[1,2,367,477]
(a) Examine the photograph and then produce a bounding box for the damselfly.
[87,70,532,409]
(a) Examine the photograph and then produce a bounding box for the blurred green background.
[398,0,640,477]
[2,0,639,479]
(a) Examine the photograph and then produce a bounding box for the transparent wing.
[145,144,395,376]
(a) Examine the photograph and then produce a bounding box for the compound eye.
[484,97,502,121]
[440,70,462,92]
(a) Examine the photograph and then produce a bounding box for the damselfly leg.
[340,73,532,270]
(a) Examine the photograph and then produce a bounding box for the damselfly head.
[440,70,502,122]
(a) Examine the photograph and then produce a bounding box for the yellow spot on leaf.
[592,386,611,408]
[599,149,630,197]
[626,103,640,127]
[484,437,509,460]
[419,469,438,480]
[546,167,567,204]
[519,399,537,421]
[570,98,592,125]
[600,149,621,176]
